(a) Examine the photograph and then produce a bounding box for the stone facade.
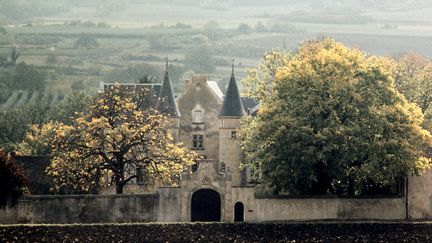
[9,65,431,224]
[94,65,432,223]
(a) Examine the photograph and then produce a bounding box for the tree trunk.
[116,183,123,194]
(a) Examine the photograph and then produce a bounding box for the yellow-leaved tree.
[46,86,197,194]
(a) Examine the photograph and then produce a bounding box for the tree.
[10,46,20,66]
[0,150,29,208]
[237,23,252,34]
[74,34,99,50]
[239,39,431,196]
[138,74,157,84]
[0,107,33,152]
[13,62,46,91]
[241,49,292,104]
[0,97,53,152]
[202,20,220,41]
[0,26,7,34]
[45,53,58,67]
[254,21,268,33]
[1,92,91,153]
[394,53,432,116]
[184,45,216,73]
[17,91,92,155]
[46,86,197,194]
[103,64,161,83]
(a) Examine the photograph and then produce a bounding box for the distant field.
[2,1,432,96]
[1,222,432,242]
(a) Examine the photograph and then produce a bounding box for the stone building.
[100,61,257,221]
[5,61,432,224]
[90,61,432,223]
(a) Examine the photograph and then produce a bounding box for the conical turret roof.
[156,58,180,117]
[220,61,245,117]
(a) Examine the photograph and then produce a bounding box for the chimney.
[184,79,191,89]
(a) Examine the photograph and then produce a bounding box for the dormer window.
[194,110,203,123]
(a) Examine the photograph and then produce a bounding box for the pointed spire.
[156,57,181,117]
[232,57,235,74]
[220,59,246,117]
[165,56,169,71]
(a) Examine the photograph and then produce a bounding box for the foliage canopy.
[239,39,432,195]
[46,86,197,194]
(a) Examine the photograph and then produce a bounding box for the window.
[192,134,204,149]
[194,110,203,123]
[220,162,226,172]
[230,130,237,139]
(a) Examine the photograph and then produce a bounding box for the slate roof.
[156,67,181,117]
[220,72,246,117]
[241,97,258,114]
[207,81,224,101]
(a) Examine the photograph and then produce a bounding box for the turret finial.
[165,56,169,71]
[232,58,235,74]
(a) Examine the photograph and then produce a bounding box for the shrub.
[0,150,29,208]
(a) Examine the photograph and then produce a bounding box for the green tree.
[74,34,100,50]
[394,53,432,116]
[0,82,11,103]
[138,74,157,84]
[0,150,29,208]
[254,21,268,32]
[46,86,197,194]
[1,92,91,153]
[45,53,58,67]
[13,62,46,91]
[239,39,431,196]
[202,20,220,41]
[0,107,30,152]
[17,91,92,155]
[0,97,53,152]
[237,23,252,34]
[103,64,161,83]
[10,46,19,66]
[184,45,216,73]
[241,49,292,104]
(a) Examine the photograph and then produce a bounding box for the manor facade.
[100,61,258,221]
[96,62,432,223]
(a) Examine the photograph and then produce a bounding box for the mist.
[1,0,432,105]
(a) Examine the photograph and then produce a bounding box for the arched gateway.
[191,189,221,222]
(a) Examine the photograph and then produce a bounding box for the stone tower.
[156,58,180,141]
[219,61,246,186]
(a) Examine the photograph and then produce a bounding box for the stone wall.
[0,194,159,224]
[253,197,405,221]
[231,187,406,222]
[408,171,432,219]
[5,174,432,224]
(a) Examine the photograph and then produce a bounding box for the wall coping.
[21,193,159,200]
[255,194,404,200]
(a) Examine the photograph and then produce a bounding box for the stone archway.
[191,189,221,222]
[234,202,244,222]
